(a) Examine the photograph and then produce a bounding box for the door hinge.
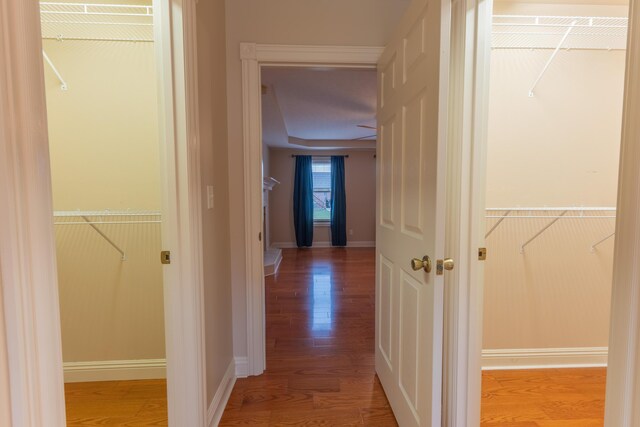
[258,232,262,242]
[160,250,171,265]
[478,247,487,261]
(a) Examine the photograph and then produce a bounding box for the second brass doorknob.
[411,255,432,273]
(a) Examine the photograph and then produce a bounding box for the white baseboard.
[63,359,166,383]
[207,359,236,427]
[235,356,249,378]
[272,241,375,248]
[482,347,608,370]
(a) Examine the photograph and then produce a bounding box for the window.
[312,158,331,222]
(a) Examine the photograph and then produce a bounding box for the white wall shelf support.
[81,216,126,260]
[591,232,616,252]
[520,210,568,253]
[485,210,511,238]
[528,21,577,97]
[42,50,68,90]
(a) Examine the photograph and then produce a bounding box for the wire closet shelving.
[54,210,161,261]
[40,2,154,42]
[485,207,617,253]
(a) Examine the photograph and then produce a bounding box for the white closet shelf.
[493,14,628,50]
[53,210,161,261]
[485,207,617,253]
[40,2,154,42]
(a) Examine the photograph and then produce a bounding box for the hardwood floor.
[64,379,167,426]
[62,248,606,426]
[481,367,606,426]
[220,247,398,426]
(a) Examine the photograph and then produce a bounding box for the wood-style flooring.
[481,367,606,427]
[64,379,167,426]
[63,248,606,426]
[220,248,397,426]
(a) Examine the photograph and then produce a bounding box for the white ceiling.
[261,67,377,149]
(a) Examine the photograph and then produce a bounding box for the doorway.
[40,1,168,424]
[479,0,628,424]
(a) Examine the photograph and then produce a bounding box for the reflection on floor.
[220,247,398,426]
[65,379,167,426]
[481,367,606,426]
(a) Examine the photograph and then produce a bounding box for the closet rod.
[591,232,616,252]
[520,210,568,253]
[54,210,161,217]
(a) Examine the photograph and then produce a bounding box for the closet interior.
[41,0,167,421]
[482,0,627,411]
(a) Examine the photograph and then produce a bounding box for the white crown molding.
[482,347,608,370]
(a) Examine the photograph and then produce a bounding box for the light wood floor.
[64,249,606,426]
[481,367,606,427]
[65,379,167,426]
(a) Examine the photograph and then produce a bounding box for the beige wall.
[43,39,165,364]
[268,149,376,246]
[225,0,409,359]
[484,2,627,351]
[197,0,235,404]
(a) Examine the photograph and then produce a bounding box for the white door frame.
[604,0,640,424]
[239,43,384,376]
[0,0,207,425]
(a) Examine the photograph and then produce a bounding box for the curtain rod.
[291,155,349,158]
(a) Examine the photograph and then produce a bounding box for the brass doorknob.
[443,258,454,271]
[436,258,455,275]
[411,256,432,273]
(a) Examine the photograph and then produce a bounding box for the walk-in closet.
[41,1,167,423]
[482,0,627,423]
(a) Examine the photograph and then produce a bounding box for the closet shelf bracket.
[528,21,577,97]
[81,216,126,261]
[520,210,568,253]
[42,50,68,91]
[485,209,512,238]
[591,232,615,252]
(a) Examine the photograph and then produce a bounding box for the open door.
[375,0,450,425]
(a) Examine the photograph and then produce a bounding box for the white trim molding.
[272,241,376,249]
[604,0,640,424]
[482,347,608,370]
[207,360,236,427]
[234,356,249,378]
[0,1,67,425]
[154,0,207,425]
[443,0,492,425]
[63,359,167,383]
[239,44,382,377]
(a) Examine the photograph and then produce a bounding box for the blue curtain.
[330,156,347,247]
[293,156,314,247]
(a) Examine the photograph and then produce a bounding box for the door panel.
[375,1,449,426]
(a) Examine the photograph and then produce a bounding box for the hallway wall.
[224,0,410,362]
[197,0,235,406]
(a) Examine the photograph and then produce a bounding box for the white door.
[375,1,450,425]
